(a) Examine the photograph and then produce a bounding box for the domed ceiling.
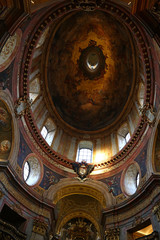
[47,11,135,131]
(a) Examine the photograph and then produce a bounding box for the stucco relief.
[0,29,22,72]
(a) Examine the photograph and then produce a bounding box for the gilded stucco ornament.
[14,97,31,118]
[33,219,48,236]
[72,161,94,182]
[140,104,156,127]
[105,228,120,240]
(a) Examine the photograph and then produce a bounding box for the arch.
[43,178,116,208]
[56,211,101,236]
[41,118,56,146]
[53,185,106,208]
[117,122,130,150]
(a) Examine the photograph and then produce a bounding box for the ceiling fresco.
[47,10,135,131]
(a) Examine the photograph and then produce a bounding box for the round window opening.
[79,43,106,79]
[24,161,30,181]
[86,52,99,70]
[23,156,41,186]
[123,163,140,196]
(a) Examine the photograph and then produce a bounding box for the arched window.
[29,77,40,103]
[76,141,93,163]
[41,118,56,146]
[117,123,130,150]
[137,82,145,107]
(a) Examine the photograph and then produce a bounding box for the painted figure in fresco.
[0,107,8,127]
[0,140,11,153]
[43,170,59,189]
[0,106,11,131]
[105,176,121,196]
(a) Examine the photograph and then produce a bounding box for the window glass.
[136,172,140,187]
[46,131,55,146]
[125,132,130,143]
[24,161,30,181]
[76,141,93,163]
[78,148,92,163]
[41,126,48,139]
[123,163,140,196]
[23,156,41,186]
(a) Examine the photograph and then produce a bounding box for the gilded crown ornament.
[72,161,94,182]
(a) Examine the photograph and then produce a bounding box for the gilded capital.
[33,219,48,236]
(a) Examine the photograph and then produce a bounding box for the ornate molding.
[105,228,120,240]
[33,219,48,236]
